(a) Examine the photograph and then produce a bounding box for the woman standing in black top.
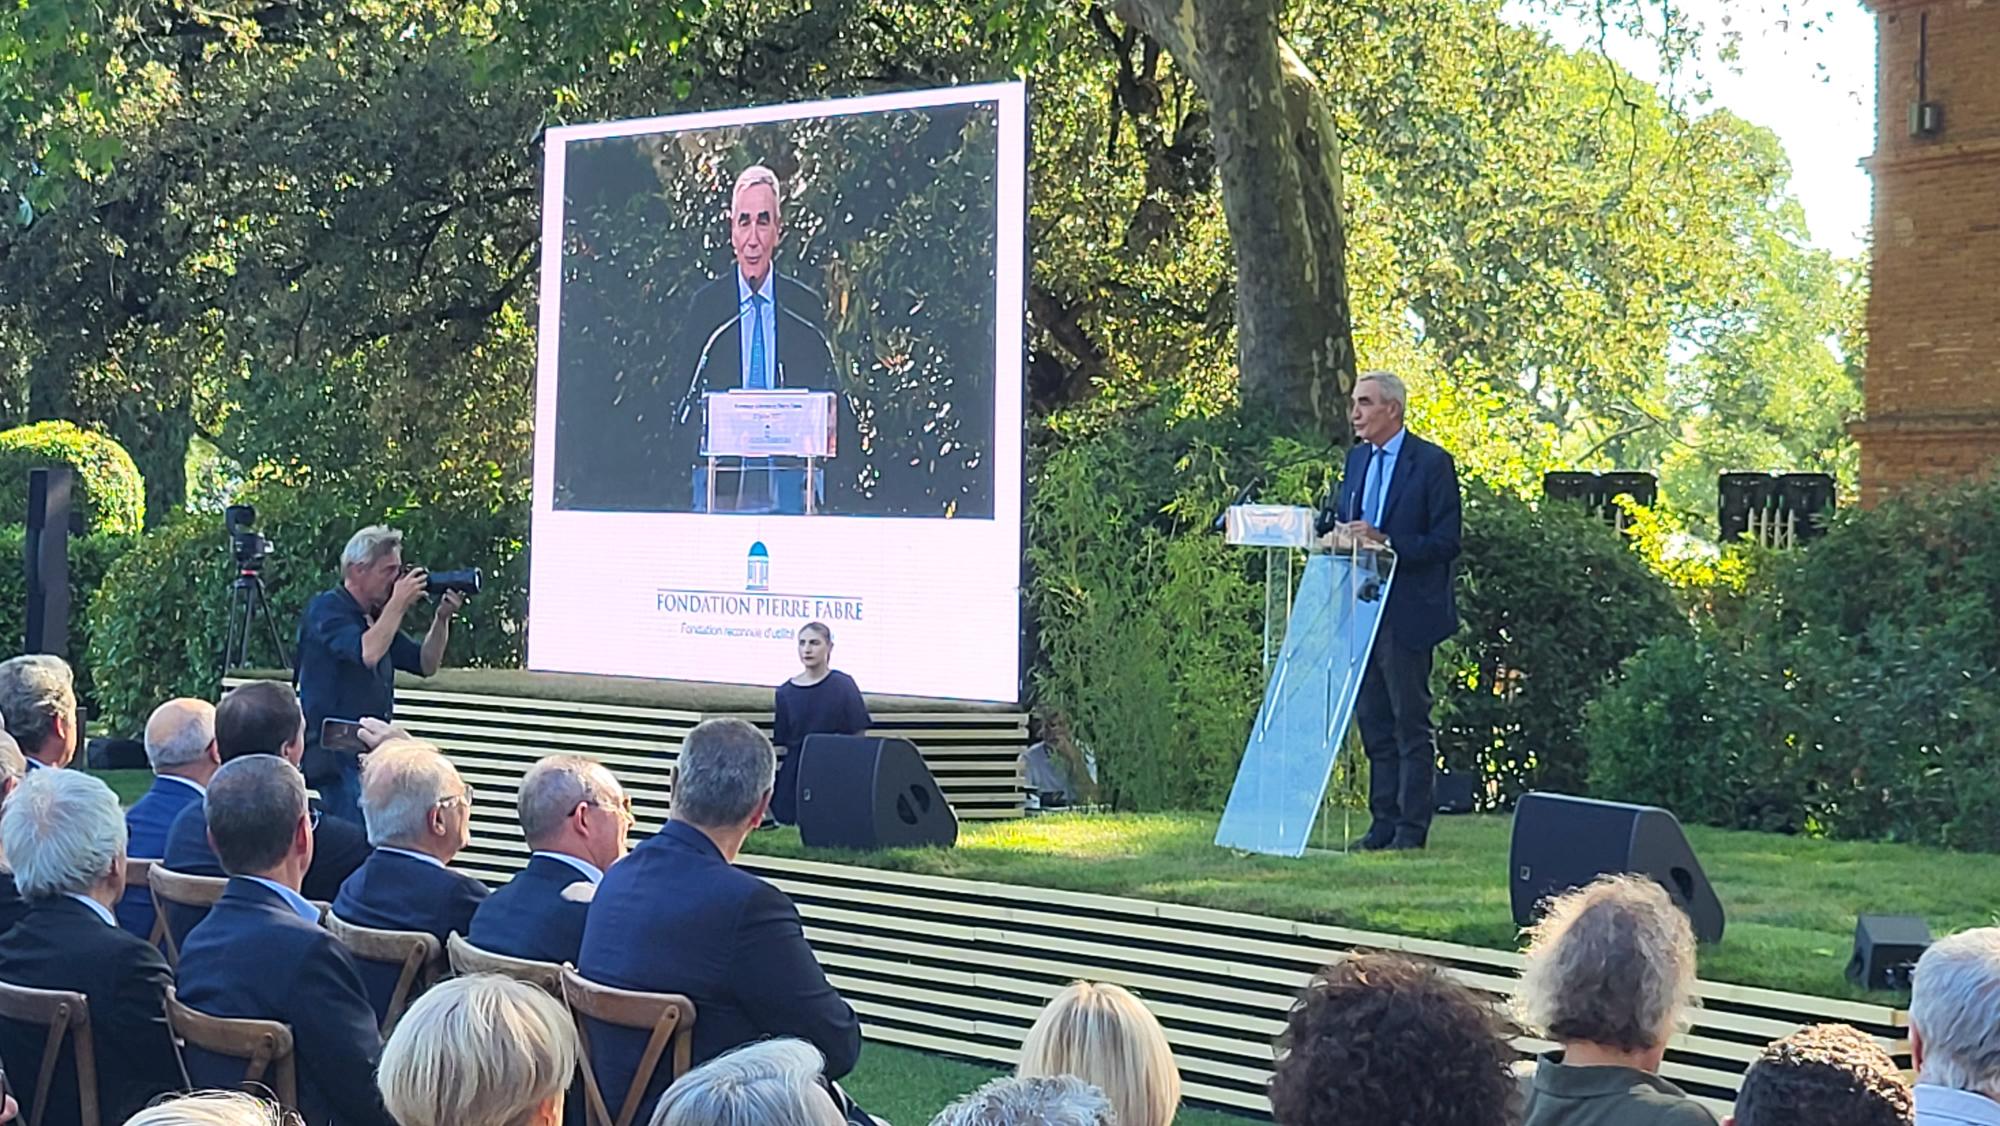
[771,621,872,824]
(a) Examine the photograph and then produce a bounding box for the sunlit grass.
[843,1042,1248,1125]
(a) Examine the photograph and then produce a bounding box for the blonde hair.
[125,1091,298,1126]
[379,974,578,1126]
[1018,981,1181,1126]
[1517,874,1697,1052]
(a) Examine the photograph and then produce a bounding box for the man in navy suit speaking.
[1323,371,1462,851]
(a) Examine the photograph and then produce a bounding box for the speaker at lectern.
[697,389,837,515]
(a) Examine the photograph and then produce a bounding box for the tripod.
[223,567,291,673]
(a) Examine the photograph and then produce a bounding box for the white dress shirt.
[242,876,323,924]
[534,851,604,884]
[65,893,117,926]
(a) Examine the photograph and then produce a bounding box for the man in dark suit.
[162,680,373,946]
[0,769,182,1124]
[117,697,220,936]
[0,731,29,935]
[1324,371,1462,851]
[0,655,80,772]
[467,754,630,964]
[578,718,860,1124]
[177,755,396,1126]
[332,740,488,1023]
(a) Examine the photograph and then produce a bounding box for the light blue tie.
[746,293,770,388]
[1364,446,1387,525]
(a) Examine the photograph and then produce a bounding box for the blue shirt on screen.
[295,586,424,787]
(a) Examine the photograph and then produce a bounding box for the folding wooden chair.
[322,913,445,1036]
[0,982,99,1126]
[561,967,696,1126]
[163,986,299,1114]
[446,932,567,998]
[146,867,228,968]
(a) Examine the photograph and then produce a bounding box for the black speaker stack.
[794,735,959,851]
[1718,472,1836,547]
[1541,471,1658,529]
[1508,792,1726,944]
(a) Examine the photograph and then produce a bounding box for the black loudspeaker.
[796,735,959,850]
[24,466,73,656]
[1509,792,1725,943]
[1847,915,1930,991]
[1435,772,1476,814]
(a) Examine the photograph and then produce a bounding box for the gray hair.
[1356,370,1408,414]
[124,1091,298,1126]
[929,1076,1114,1126]
[671,719,775,829]
[206,755,309,875]
[361,740,464,847]
[340,524,404,570]
[1911,927,2000,1094]
[1,768,126,898]
[0,654,75,756]
[518,755,624,845]
[652,1038,842,1126]
[732,164,783,222]
[0,729,24,787]
[381,974,578,1126]
[146,698,217,770]
[1516,874,1696,1052]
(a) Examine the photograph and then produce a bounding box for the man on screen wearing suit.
[656,164,844,514]
[1323,370,1462,852]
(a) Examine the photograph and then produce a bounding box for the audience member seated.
[163,681,374,944]
[652,1039,845,1126]
[0,655,80,771]
[378,973,577,1126]
[579,718,861,1123]
[1018,981,1180,1126]
[1729,1023,1912,1126]
[1517,874,1715,1126]
[331,740,487,1018]
[468,755,631,964]
[0,730,28,935]
[118,697,220,936]
[0,769,182,1123]
[175,755,395,1126]
[1268,951,1515,1126]
[1909,927,2000,1126]
[929,1076,1112,1126]
[124,1091,297,1126]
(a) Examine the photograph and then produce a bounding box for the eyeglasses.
[579,794,635,828]
[309,809,323,831]
[435,785,476,811]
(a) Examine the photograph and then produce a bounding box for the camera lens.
[424,568,482,597]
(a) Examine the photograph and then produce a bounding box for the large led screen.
[529,83,1025,701]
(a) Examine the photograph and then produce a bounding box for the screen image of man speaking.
[658,164,845,514]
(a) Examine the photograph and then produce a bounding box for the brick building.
[1853,0,2000,503]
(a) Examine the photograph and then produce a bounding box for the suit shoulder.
[777,272,827,311]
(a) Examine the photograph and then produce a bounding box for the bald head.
[146,698,219,781]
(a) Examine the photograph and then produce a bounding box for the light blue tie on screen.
[1364,446,1387,525]
[747,293,769,389]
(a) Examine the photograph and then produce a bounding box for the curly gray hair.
[1516,874,1697,1052]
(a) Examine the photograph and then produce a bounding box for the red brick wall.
[1857,0,2000,505]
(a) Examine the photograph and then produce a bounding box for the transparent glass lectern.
[1215,505,1396,857]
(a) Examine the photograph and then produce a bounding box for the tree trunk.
[1112,0,1357,443]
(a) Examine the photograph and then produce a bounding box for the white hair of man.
[518,755,623,845]
[733,164,783,222]
[671,718,776,829]
[123,1091,296,1126]
[146,698,217,770]
[1356,370,1408,415]
[0,729,24,788]
[0,654,75,755]
[652,1038,842,1126]
[1911,927,2000,1096]
[1,768,126,899]
[380,974,578,1126]
[359,740,464,848]
[1516,873,1696,1053]
[929,1075,1114,1126]
[340,524,404,570]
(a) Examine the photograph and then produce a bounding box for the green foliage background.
[0,421,146,535]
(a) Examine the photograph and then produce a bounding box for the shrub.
[0,527,135,709]
[0,421,146,535]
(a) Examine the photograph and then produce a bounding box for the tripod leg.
[258,583,291,670]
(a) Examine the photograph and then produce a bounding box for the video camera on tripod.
[226,503,272,571]
[222,503,289,673]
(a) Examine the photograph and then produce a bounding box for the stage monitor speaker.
[796,734,958,851]
[1509,792,1725,943]
[24,466,73,656]
[1847,914,1930,991]
[1435,771,1476,815]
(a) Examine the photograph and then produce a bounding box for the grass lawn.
[94,767,153,807]
[748,809,1988,1002]
[843,1042,1247,1125]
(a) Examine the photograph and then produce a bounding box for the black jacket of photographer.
[294,585,425,788]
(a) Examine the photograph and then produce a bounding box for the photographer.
[295,525,465,823]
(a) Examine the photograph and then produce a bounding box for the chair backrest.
[163,986,299,1113]
[0,981,99,1126]
[147,867,229,968]
[122,858,163,948]
[561,967,696,1126]
[446,933,566,997]
[322,913,444,1036]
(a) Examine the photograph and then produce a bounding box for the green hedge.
[88,478,527,735]
[0,526,134,708]
[0,421,145,535]
[1587,476,2000,850]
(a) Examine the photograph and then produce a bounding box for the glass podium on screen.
[1214,504,1396,857]
[696,389,837,515]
